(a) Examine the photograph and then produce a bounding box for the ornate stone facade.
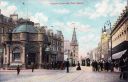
[0,14,64,69]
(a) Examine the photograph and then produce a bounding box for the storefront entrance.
[26,53,36,68]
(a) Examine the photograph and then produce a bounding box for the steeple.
[71,28,78,46]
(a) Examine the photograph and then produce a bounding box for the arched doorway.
[25,43,38,68]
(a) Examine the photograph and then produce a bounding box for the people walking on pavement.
[119,58,128,80]
[76,61,81,70]
[17,65,20,75]
[66,59,69,73]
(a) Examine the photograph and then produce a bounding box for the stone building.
[64,40,71,61]
[0,14,64,69]
[111,6,128,60]
[70,28,79,65]
[0,13,17,67]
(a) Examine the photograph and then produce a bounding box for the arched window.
[12,47,21,62]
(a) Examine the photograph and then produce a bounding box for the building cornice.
[111,6,128,36]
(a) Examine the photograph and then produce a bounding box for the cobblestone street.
[0,66,127,82]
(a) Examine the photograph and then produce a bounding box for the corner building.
[111,6,128,60]
[1,20,64,69]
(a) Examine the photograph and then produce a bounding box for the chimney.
[10,14,18,21]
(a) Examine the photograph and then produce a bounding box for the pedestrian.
[76,61,81,70]
[94,61,98,71]
[119,59,125,79]
[99,61,103,71]
[17,65,20,75]
[105,61,109,72]
[110,61,114,72]
[66,59,69,73]
[93,60,97,71]
[91,60,95,71]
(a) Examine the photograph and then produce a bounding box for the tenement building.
[0,12,17,67]
[0,14,64,69]
[111,6,128,60]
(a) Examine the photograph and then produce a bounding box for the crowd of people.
[16,58,128,80]
[16,60,81,75]
[91,58,128,80]
[119,57,128,80]
[91,60,114,72]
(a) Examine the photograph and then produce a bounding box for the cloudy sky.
[0,0,127,57]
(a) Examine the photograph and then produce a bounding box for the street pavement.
[0,66,127,82]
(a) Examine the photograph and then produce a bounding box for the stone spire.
[71,28,78,46]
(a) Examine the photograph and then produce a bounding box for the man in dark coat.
[66,59,69,73]
[17,65,20,75]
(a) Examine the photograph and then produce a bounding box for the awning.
[112,49,127,59]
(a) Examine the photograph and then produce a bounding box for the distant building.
[70,28,79,65]
[64,40,70,61]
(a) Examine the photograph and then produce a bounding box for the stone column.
[39,44,42,68]
[3,45,7,68]
[22,43,25,68]
[10,47,12,63]
[4,44,9,68]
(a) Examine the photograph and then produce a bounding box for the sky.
[0,0,127,57]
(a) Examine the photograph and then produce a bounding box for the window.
[12,47,21,62]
